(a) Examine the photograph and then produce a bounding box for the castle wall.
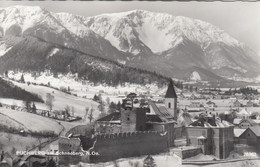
[58,137,82,166]
[95,123,121,134]
[165,123,175,147]
[89,131,168,162]
[173,147,202,159]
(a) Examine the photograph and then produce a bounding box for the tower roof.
[165,81,177,98]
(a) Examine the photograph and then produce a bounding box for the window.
[202,131,206,136]
[248,133,250,137]
[198,139,204,145]
[127,117,130,121]
[168,102,171,108]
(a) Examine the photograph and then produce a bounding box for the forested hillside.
[0,77,44,102]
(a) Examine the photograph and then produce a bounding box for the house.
[54,136,84,166]
[233,118,242,126]
[239,126,260,147]
[246,100,254,107]
[189,94,197,100]
[236,119,257,129]
[175,110,194,138]
[206,101,217,110]
[186,117,234,159]
[189,102,201,108]
[234,128,246,138]
[233,100,242,108]
[95,112,121,134]
[236,108,251,119]
[177,110,193,127]
[0,152,12,167]
[235,93,243,99]
[24,155,46,167]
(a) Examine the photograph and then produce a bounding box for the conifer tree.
[143,155,157,167]
[20,74,25,83]
[32,102,37,114]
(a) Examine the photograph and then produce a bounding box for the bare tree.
[84,107,89,121]
[26,145,30,151]
[46,93,55,112]
[98,101,105,113]
[6,133,12,142]
[106,97,110,105]
[64,105,71,119]
[0,143,4,150]
[11,147,16,155]
[71,106,75,116]
[88,108,94,124]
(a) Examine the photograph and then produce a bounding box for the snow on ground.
[0,113,26,130]
[0,41,12,57]
[185,153,217,161]
[190,71,201,81]
[137,18,174,53]
[0,98,24,107]
[179,98,260,116]
[0,132,48,155]
[0,108,63,134]
[6,71,167,104]
[47,48,59,58]
[77,152,182,167]
[5,75,101,118]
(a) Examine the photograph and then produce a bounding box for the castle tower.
[164,81,178,120]
[121,108,146,132]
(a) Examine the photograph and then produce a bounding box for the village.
[1,75,260,167]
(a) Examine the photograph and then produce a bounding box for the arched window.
[168,102,171,108]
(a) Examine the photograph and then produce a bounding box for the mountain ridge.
[0,6,259,82]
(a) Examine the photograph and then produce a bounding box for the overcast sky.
[1,1,260,53]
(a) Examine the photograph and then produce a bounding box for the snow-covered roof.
[233,118,242,125]
[197,136,207,139]
[237,109,251,115]
[234,128,246,137]
[253,120,260,124]
[248,126,260,137]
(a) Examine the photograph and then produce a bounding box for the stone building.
[45,136,87,166]
[88,81,179,162]
[186,117,234,159]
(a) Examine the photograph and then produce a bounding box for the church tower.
[164,81,178,120]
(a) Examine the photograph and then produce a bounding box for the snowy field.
[0,112,25,130]
[5,71,167,103]
[72,151,260,167]
[76,152,182,167]
[3,76,102,118]
[0,132,48,156]
[0,108,63,134]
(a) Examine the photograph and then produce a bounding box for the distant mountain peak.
[0,6,259,82]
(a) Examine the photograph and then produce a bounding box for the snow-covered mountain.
[83,10,241,54]
[0,6,259,82]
